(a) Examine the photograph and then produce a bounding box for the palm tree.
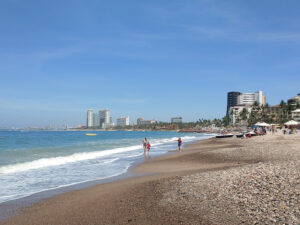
[239,108,249,123]
[280,100,286,109]
[222,115,230,127]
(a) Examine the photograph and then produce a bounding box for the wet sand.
[1,132,299,224]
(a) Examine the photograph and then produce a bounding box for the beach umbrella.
[284,120,299,126]
[255,122,270,127]
[260,122,270,127]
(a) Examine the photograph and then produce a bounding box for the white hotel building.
[237,91,265,106]
[87,109,94,128]
[117,116,130,127]
[137,118,157,125]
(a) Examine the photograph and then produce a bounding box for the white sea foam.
[0,134,210,175]
[0,167,130,203]
[0,145,141,174]
[0,133,213,204]
[1,135,208,174]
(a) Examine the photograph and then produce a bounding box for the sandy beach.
[1,132,299,225]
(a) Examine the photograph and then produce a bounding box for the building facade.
[99,109,111,129]
[93,113,100,128]
[264,105,284,121]
[227,92,241,115]
[87,109,94,128]
[227,91,266,115]
[137,118,157,125]
[171,117,182,123]
[237,91,265,106]
[229,106,252,125]
[292,109,300,122]
[117,116,130,127]
[288,93,300,107]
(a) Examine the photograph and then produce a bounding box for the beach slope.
[1,133,299,225]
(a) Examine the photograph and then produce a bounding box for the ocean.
[0,130,215,203]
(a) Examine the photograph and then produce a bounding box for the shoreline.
[0,134,215,222]
[1,133,299,224]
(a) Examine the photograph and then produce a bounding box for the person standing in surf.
[147,141,151,151]
[142,138,147,152]
[177,138,182,152]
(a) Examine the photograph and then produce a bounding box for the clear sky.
[0,0,300,127]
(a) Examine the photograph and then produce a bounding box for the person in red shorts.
[147,141,151,151]
[177,138,182,152]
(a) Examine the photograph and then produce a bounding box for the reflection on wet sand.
[144,152,151,161]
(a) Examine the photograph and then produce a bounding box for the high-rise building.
[99,109,111,128]
[171,117,183,123]
[262,95,267,106]
[117,116,130,127]
[87,109,94,128]
[93,113,100,128]
[237,91,265,106]
[227,91,266,115]
[227,92,241,115]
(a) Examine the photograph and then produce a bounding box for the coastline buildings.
[171,117,183,123]
[87,109,94,128]
[117,116,130,127]
[227,91,266,125]
[86,109,113,129]
[227,91,266,114]
[137,118,157,125]
[228,92,300,126]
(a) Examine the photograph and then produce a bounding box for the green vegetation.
[234,100,299,126]
[112,118,228,131]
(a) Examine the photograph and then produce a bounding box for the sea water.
[0,130,215,203]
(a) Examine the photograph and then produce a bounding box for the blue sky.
[0,0,300,127]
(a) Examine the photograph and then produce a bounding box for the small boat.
[216,133,233,138]
[85,133,97,136]
[236,131,257,138]
[236,133,245,138]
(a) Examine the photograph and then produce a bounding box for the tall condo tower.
[87,109,94,128]
[227,92,241,115]
[237,91,264,106]
[93,113,100,128]
[99,109,111,128]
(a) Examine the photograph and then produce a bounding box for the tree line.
[232,100,300,126]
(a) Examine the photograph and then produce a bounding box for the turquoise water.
[0,131,215,203]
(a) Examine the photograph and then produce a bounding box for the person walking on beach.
[177,138,182,152]
[142,138,147,152]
